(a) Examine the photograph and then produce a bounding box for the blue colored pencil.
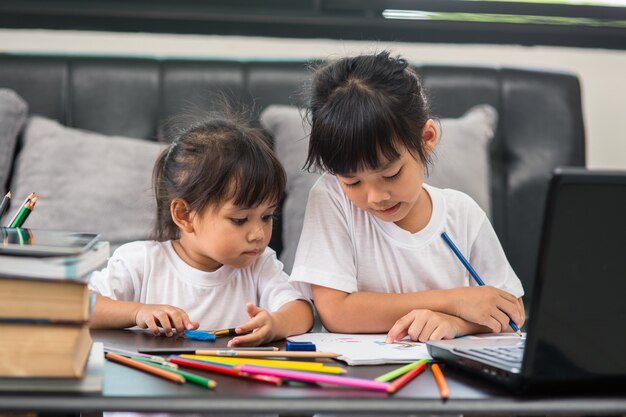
[441,231,522,336]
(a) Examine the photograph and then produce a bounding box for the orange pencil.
[105,352,185,384]
[431,363,449,400]
[387,361,427,393]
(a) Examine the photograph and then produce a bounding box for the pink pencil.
[238,364,390,393]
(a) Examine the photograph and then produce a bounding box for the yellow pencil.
[193,349,339,358]
[182,354,347,374]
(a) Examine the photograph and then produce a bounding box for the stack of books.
[0,233,109,386]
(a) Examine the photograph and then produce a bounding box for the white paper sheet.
[288,333,431,365]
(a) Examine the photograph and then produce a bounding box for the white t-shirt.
[290,174,524,298]
[89,240,306,329]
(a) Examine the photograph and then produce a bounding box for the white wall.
[1,29,625,169]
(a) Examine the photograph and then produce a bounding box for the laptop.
[427,167,626,390]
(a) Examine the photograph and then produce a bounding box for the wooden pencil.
[0,191,10,219]
[138,346,279,354]
[194,349,339,358]
[169,356,282,386]
[105,352,185,384]
[6,192,34,227]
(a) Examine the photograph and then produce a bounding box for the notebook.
[427,168,626,390]
[288,333,431,365]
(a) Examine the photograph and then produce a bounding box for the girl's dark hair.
[305,51,432,175]
[151,112,286,241]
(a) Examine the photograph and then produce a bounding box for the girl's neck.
[394,186,433,234]
[171,239,222,272]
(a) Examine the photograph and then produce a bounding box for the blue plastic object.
[184,330,217,341]
[286,341,316,351]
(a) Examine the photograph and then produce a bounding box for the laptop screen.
[523,168,626,382]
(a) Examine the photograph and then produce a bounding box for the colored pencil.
[133,358,216,389]
[431,363,449,400]
[387,362,427,393]
[169,356,282,386]
[0,191,10,219]
[375,359,429,382]
[104,345,178,368]
[11,195,38,228]
[182,354,347,374]
[138,346,279,354]
[238,364,391,393]
[6,192,34,227]
[193,350,339,358]
[441,231,522,336]
[105,352,185,384]
[211,327,238,337]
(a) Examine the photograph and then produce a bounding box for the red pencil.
[169,357,282,386]
[387,362,427,393]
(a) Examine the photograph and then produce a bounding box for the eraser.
[286,341,316,351]
[184,330,217,341]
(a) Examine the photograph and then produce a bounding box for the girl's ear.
[170,198,194,233]
[421,119,438,155]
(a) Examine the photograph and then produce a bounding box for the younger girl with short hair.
[290,51,524,343]
[89,112,313,346]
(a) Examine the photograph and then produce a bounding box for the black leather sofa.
[0,53,585,303]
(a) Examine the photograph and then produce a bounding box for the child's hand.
[450,286,524,332]
[385,309,460,343]
[228,303,277,347]
[134,304,199,337]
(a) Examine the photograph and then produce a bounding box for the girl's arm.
[228,300,314,347]
[90,293,142,329]
[312,285,525,334]
[90,294,199,336]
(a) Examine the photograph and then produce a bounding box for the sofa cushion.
[0,89,28,195]
[260,104,497,273]
[427,104,497,217]
[5,116,166,247]
[260,105,321,274]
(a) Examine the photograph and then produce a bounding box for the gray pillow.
[5,116,167,247]
[427,104,497,217]
[0,89,28,195]
[260,106,320,274]
[261,104,497,273]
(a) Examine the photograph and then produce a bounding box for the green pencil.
[9,194,38,228]
[134,357,217,389]
[375,359,429,382]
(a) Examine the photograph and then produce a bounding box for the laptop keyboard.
[455,341,525,365]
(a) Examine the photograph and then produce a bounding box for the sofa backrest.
[0,53,585,302]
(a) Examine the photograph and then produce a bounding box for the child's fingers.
[154,311,174,337]
[184,317,199,330]
[246,303,263,318]
[492,308,512,332]
[485,316,503,333]
[407,317,428,342]
[235,315,264,335]
[228,328,266,347]
[430,323,453,341]
[143,316,161,336]
[385,314,412,343]
[497,300,523,327]
[169,312,187,336]
[416,316,439,342]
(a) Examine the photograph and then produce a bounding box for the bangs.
[309,84,405,175]
[220,133,285,209]
[227,151,285,209]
